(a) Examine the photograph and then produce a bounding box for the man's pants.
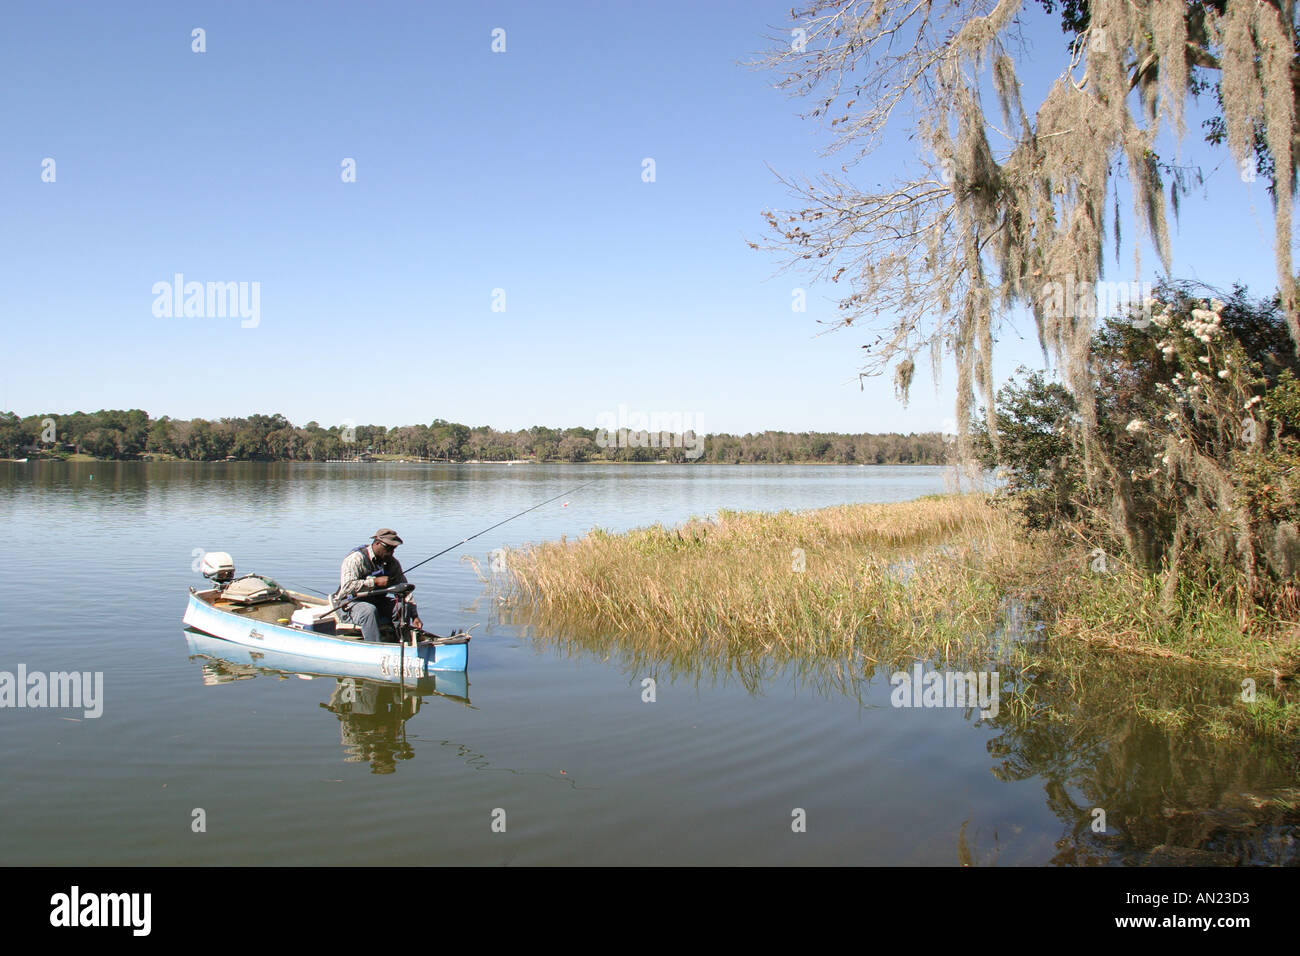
[344,600,387,642]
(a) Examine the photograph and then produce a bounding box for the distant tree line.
[0,410,948,464]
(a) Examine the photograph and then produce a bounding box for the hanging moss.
[759,0,1300,558]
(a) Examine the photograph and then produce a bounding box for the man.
[333,528,423,642]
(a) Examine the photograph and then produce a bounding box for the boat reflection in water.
[185,630,470,774]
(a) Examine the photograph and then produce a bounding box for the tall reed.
[496,494,1038,668]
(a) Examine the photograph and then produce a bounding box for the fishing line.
[402,479,597,575]
[281,479,598,595]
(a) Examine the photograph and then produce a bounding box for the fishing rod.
[282,480,597,598]
[402,479,597,575]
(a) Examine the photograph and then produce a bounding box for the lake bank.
[497,493,1300,740]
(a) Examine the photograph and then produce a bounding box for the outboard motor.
[200,552,236,588]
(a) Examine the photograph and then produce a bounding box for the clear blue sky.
[0,1,1287,435]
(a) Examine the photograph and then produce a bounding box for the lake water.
[0,461,1295,865]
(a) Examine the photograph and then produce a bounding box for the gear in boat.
[196,551,464,645]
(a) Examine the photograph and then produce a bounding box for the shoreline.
[494,493,1300,739]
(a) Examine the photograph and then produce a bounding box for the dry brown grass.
[491,494,1042,668]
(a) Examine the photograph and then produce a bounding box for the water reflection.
[319,679,422,774]
[185,630,470,774]
[497,605,869,701]
[500,604,1300,865]
[986,646,1300,865]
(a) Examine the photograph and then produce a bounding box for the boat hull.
[184,630,470,699]
[182,589,468,680]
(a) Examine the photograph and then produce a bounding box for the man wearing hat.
[333,528,423,642]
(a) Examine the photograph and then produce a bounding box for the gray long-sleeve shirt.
[334,545,408,602]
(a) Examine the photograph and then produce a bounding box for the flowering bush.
[980,282,1300,618]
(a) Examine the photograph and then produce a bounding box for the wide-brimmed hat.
[373,528,403,547]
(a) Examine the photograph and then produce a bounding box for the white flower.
[1210,298,1225,313]
[1245,396,1262,408]
[1198,355,1210,364]
[1185,308,1222,342]
[1218,369,1229,379]
[1126,419,1148,433]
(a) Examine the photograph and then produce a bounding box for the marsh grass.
[491,493,1300,669]
[1038,557,1300,674]
[495,494,1039,670]
[485,493,1300,736]
[1005,633,1300,744]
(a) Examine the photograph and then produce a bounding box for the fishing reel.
[388,586,419,643]
[342,583,420,643]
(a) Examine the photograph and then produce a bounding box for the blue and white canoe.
[183,579,469,682]
[183,630,470,701]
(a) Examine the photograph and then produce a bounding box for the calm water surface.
[0,462,1295,865]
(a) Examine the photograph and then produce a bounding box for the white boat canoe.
[183,586,469,681]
